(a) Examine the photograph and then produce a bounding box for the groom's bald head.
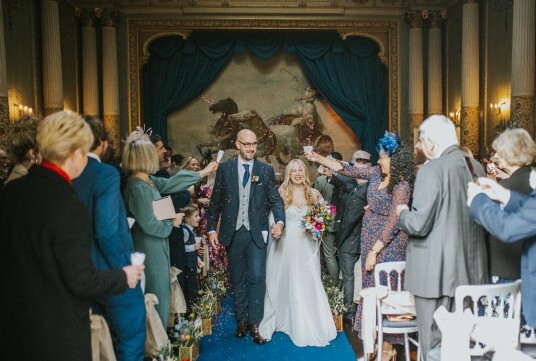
[236,129,258,161]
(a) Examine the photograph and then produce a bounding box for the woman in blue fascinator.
[305,131,416,361]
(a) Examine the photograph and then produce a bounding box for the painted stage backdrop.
[167,52,361,179]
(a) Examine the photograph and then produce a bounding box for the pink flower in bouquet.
[315,222,323,231]
[330,204,337,215]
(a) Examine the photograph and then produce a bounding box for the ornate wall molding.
[104,114,120,158]
[128,17,399,135]
[511,95,535,137]
[461,106,479,155]
[405,10,424,28]
[0,96,8,124]
[408,113,423,146]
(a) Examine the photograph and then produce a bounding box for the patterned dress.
[339,164,410,345]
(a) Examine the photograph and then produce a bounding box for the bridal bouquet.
[302,201,336,241]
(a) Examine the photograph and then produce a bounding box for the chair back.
[374,261,406,291]
[520,327,536,345]
[455,281,521,320]
[455,280,522,355]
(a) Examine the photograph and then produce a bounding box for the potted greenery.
[322,272,348,332]
[173,316,203,361]
[191,290,216,335]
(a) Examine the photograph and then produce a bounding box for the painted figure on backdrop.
[197,90,327,166]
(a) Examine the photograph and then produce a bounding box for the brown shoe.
[249,324,268,345]
[235,321,248,338]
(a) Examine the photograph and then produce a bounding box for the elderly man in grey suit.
[395,115,488,360]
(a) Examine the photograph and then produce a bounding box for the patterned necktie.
[242,164,250,188]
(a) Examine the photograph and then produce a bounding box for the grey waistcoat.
[236,172,251,230]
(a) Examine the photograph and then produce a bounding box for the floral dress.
[339,164,410,344]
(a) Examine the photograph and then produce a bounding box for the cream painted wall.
[167,52,361,177]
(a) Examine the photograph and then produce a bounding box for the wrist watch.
[370,249,378,255]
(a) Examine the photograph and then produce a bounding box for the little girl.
[181,205,205,309]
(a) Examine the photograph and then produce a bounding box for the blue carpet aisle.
[198,297,356,361]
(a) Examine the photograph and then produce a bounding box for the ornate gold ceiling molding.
[127,17,400,133]
[141,31,191,64]
[338,31,388,64]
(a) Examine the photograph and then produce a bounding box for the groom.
[207,129,285,344]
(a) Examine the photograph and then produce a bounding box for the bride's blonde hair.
[279,159,315,209]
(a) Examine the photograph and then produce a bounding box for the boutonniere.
[251,175,260,183]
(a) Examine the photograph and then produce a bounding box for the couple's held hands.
[123,264,145,288]
[199,161,219,178]
[271,222,284,239]
[466,177,511,207]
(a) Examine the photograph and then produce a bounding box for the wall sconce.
[14,103,33,117]
[449,109,460,127]
[489,101,506,116]
[489,100,514,132]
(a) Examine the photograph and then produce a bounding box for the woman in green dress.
[122,128,217,327]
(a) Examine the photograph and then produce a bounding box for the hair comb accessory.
[376,131,401,157]
[124,125,152,144]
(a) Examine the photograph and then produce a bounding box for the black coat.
[335,181,368,252]
[1,165,127,361]
[487,165,533,280]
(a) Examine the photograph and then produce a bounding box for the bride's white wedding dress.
[259,204,337,347]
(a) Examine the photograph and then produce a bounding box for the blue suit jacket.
[207,157,285,248]
[74,156,141,306]
[470,188,536,326]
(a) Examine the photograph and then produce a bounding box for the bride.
[259,159,337,347]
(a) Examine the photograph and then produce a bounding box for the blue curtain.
[143,31,387,157]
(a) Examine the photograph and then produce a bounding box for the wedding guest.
[307,132,415,360]
[485,128,535,283]
[321,151,356,278]
[122,129,217,327]
[1,110,143,361]
[73,117,146,361]
[181,204,205,309]
[396,115,488,360]
[467,172,536,328]
[0,147,10,189]
[334,150,371,323]
[151,133,169,178]
[5,116,40,183]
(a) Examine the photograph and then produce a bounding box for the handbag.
[144,293,169,356]
[90,313,117,361]
[168,266,187,327]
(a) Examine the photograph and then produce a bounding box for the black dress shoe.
[235,321,248,338]
[249,324,268,345]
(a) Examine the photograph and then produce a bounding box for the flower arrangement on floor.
[202,266,229,301]
[191,289,216,319]
[151,342,178,361]
[302,201,336,241]
[321,272,348,316]
[172,316,203,348]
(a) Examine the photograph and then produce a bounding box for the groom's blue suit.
[207,157,285,325]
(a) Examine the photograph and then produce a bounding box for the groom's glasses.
[237,141,258,148]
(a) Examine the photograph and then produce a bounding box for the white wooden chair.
[374,261,420,361]
[455,280,522,357]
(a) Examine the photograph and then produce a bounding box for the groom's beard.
[239,149,256,161]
